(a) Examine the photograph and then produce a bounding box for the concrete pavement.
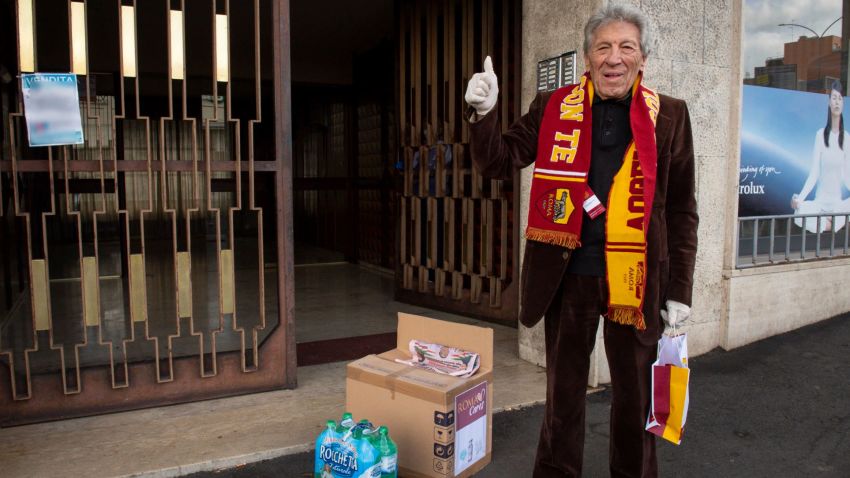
[188,313,850,477]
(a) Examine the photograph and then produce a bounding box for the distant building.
[747,57,797,90]
[783,35,841,92]
[748,35,842,92]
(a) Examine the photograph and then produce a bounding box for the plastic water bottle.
[352,427,381,478]
[314,420,338,478]
[338,412,355,433]
[353,418,375,434]
[374,426,398,478]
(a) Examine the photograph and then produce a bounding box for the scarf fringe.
[608,306,647,331]
[525,227,580,249]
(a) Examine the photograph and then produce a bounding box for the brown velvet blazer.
[468,91,698,345]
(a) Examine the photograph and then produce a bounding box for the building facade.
[2,0,849,424]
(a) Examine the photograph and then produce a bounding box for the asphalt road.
[189,314,850,477]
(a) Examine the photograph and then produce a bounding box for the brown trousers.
[533,274,658,478]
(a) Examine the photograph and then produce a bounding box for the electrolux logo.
[738,181,765,195]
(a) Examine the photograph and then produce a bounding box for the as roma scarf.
[526,72,660,329]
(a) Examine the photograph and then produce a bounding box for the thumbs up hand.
[464,55,499,117]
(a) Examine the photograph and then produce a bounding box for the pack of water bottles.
[314,411,398,478]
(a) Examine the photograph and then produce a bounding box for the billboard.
[739,84,850,231]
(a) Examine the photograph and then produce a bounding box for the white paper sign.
[454,381,487,474]
[21,73,84,147]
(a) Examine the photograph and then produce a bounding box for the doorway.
[290,0,399,364]
[290,0,522,366]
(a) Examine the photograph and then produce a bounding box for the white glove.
[661,300,690,328]
[464,55,499,117]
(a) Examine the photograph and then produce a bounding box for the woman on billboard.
[791,80,850,232]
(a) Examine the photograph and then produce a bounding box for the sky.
[743,0,843,78]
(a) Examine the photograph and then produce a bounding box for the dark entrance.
[289,0,399,365]
[291,0,522,367]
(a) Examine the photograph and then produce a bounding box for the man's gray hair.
[583,3,657,57]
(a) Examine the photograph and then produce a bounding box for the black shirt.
[566,93,633,276]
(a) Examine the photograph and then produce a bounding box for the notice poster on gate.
[454,381,487,474]
[21,73,84,147]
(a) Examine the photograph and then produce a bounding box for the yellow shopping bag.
[645,333,689,445]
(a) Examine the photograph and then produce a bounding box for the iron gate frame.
[0,0,295,426]
[394,0,522,325]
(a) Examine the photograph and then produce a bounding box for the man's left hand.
[661,300,690,328]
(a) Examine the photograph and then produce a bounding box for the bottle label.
[381,454,398,472]
[317,438,359,478]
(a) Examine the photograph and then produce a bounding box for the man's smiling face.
[585,21,647,100]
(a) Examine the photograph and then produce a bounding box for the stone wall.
[725,259,850,349]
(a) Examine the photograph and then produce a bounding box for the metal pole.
[752,218,758,265]
[768,218,775,263]
[830,214,836,257]
[785,217,791,261]
[272,0,296,388]
[816,217,822,258]
[845,214,849,254]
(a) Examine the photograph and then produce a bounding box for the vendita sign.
[21,73,85,147]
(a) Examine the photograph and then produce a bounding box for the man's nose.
[605,48,623,65]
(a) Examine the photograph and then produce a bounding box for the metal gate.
[396,0,521,324]
[0,0,294,426]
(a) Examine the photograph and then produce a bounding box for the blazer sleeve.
[665,100,699,306]
[466,92,550,179]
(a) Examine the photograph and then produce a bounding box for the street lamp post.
[778,18,844,92]
[778,17,842,38]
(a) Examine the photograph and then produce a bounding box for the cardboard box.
[346,313,494,478]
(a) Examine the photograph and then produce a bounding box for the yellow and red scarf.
[526,72,660,329]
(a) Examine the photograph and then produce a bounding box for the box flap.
[347,354,492,406]
[396,313,494,373]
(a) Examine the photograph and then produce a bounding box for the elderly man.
[465,4,697,477]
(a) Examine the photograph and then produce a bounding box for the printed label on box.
[434,410,455,427]
[433,457,453,475]
[434,442,455,459]
[454,381,487,474]
[434,425,455,444]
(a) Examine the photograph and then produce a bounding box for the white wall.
[725,259,850,349]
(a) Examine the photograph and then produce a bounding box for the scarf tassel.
[525,227,581,249]
[608,306,646,331]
